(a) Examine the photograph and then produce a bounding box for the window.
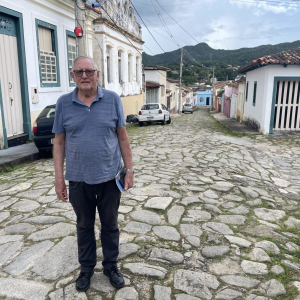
[136,56,140,82]
[66,31,76,87]
[106,46,112,83]
[161,86,165,97]
[141,104,159,110]
[253,81,257,106]
[146,89,159,103]
[118,50,122,83]
[128,54,132,82]
[245,81,249,101]
[36,19,60,87]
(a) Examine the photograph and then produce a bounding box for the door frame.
[269,76,300,134]
[0,6,31,148]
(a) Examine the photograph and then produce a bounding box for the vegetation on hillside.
[143,40,300,85]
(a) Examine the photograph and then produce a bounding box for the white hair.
[72,56,98,71]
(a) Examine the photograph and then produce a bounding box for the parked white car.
[138,103,171,126]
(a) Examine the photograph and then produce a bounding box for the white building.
[240,47,300,134]
[0,0,77,149]
[0,0,144,150]
[144,66,170,107]
[166,78,179,113]
[89,0,144,116]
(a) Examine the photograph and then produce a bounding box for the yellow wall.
[121,92,144,117]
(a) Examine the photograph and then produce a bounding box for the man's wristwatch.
[125,168,134,173]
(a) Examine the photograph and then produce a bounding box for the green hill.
[142,41,300,85]
[142,40,300,67]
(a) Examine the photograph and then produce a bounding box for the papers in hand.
[115,166,126,192]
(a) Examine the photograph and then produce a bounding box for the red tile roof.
[213,81,230,90]
[176,84,193,92]
[167,78,179,83]
[144,66,171,71]
[146,81,162,88]
[239,47,300,73]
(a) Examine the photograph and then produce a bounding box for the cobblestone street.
[1,108,300,300]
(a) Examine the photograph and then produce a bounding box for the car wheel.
[39,149,51,158]
[191,111,193,114]
[38,149,46,158]
[161,117,165,125]
[167,116,171,124]
[139,121,143,127]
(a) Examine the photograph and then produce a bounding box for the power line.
[153,0,199,44]
[142,0,214,75]
[135,15,191,45]
[130,1,166,53]
[97,1,143,57]
[131,0,300,7]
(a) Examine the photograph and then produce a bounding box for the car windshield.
[141,104,159,110]
[38,106,56,119]
[184,104,191,107]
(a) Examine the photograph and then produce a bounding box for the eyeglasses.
[73,69,97,77]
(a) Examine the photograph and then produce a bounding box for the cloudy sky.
[130,0,300,55]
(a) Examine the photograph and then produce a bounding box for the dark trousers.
[69,179,121,272]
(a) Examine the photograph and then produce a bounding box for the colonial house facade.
[0,0,76,149]
[88,0,144,116]
[166,78,179,113]
[144,66,170,107]
[0,0,143,149]
[239,47,300,134]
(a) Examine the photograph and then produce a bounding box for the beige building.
[166,78,179,113]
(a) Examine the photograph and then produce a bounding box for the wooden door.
[273,80,300,131]
[0,14,24,138]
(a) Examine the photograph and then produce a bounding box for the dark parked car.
[33,104,55,155]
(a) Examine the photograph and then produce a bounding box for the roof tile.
[239,47,300,73]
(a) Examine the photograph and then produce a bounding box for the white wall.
[144,70,167,106]
[244,65,300,133]
[243,67,267,132]
[93,22,143,97]
[230,93,237,119]
[0,0,76,125]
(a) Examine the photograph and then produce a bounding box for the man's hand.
[56,179,68,202]
[124,172,134,191]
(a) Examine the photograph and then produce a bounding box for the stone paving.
[0,108,300,299]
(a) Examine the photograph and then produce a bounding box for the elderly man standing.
[53,56,134,292]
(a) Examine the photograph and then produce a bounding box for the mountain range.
[142,40,300,68]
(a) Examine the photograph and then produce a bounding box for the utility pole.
[178,48,183,114]
[75,0,86,56]
[226,75,228,81]
[211,66,215,111]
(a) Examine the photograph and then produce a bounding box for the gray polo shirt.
[52,86,126,184]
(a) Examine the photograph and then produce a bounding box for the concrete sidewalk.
[211,111,259,134]
[0,143,39,171]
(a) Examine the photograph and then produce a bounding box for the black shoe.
[76,271,94,292]
[103,265,125,288]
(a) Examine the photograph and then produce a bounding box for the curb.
[0,152,39,172]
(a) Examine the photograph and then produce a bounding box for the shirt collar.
[72,86,104,105]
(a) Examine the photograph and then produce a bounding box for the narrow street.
[0,108,300,300]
